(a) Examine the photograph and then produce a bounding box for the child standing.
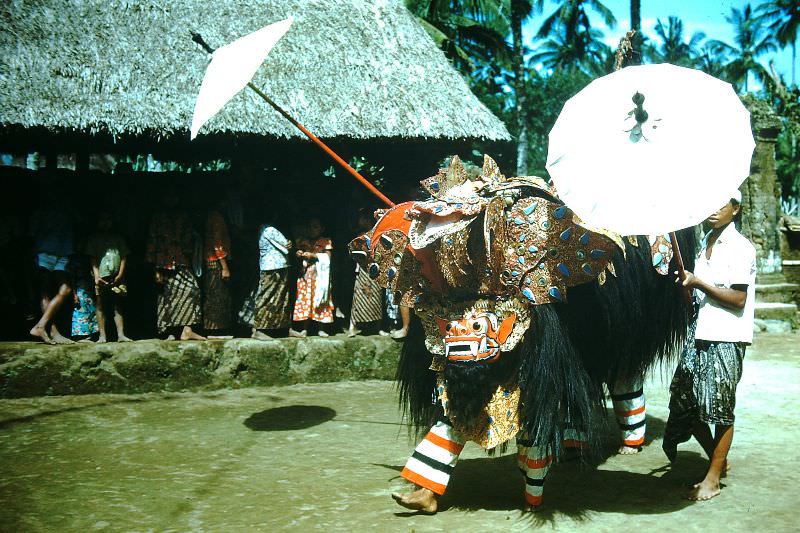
[86,211,132,343]
[291,218,334,337]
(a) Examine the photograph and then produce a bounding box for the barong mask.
[348,155,627,364]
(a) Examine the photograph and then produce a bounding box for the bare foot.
[618,444,641,455]
[391,487,438,514]
[391,328,408,340]
[346,328,360,338]
[50,329,75,344]
[166,334,176,341]
[30,325,55,344]
[251,330,273,341]
[318,330,329,337]
[687,478,720,501]
[180,327,207,341]
[289,329,307,338]
[118,335,133,342]
[96,336,108,344]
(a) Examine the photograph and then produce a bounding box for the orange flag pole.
[191,32,394,208]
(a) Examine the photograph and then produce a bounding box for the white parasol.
[546,63,755,237]
[188,18,394,207]
[190,17,294,140]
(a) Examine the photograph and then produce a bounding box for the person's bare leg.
[693,422,730,475]
[391,486,438,514]
[391,305,411,339]
[180,326,207,341]
[95,295,108,343]
[30,276,55,343]
[114,309,132,342]
[33,282,73,344]
[689,424,733,501]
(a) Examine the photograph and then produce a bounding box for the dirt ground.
[1,332,798,532]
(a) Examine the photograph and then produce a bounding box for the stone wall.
[0,337,402,398]
[741,95,783,272]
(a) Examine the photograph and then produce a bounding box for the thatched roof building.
[0,0,510,157]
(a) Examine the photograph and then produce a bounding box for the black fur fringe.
[396,228,698,453]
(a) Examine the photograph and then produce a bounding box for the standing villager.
[247,216,292,339]
[70,255,98,341]
[203,207,233,333]
[28,194,75,345]
[146,196,206,341]
[291,218,334,337]
[663,191,755,501]
[348,209,382,336]
[86,211,132,343]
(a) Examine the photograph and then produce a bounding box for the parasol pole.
[191,32,395,208]
[615,31,692,306]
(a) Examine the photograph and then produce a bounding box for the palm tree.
[708,4,777,93]
[530,26,610,74]
[510,0,541,175]
[404,0,511,73]
[537,0,617,44]
[645,16,706,67]
[695,43,729,79]
[630,0,642,64]
[759,0,800,85]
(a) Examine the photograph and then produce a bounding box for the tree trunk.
[630,0,642,65]
[512,0,528,176]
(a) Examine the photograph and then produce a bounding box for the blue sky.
[523,0,795,84]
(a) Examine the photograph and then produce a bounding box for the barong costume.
[663,223,755,460]
[349,156,695,508]
[147,211,202,333]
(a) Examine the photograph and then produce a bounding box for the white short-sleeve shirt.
[693,223,756,344]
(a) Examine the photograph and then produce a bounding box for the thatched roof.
[0,0,510,143]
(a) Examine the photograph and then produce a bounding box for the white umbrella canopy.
[546,63,755,236]
[190,17,294,140]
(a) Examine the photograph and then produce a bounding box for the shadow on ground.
[243,405,337,431]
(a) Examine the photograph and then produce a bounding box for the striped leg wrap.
[563,428,588,449]
[517,442,553,508]
[611,386,646,447]
[400,420,465,496]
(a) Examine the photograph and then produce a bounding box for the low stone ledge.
[0,337,402,398]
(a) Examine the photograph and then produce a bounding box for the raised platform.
[0,337,401,398]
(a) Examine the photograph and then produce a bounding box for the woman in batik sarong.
[247,215,292,340]
[291,218,334,337]
[203,206,232,333]
[663,190,755,501]
[348,209,382,337]
[146,196,206,341]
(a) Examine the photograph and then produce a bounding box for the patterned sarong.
[157,266,201,333]
[663,321,746,460]
[351,267,383,324]
[253,269,291,330]
[203,260,232,330]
